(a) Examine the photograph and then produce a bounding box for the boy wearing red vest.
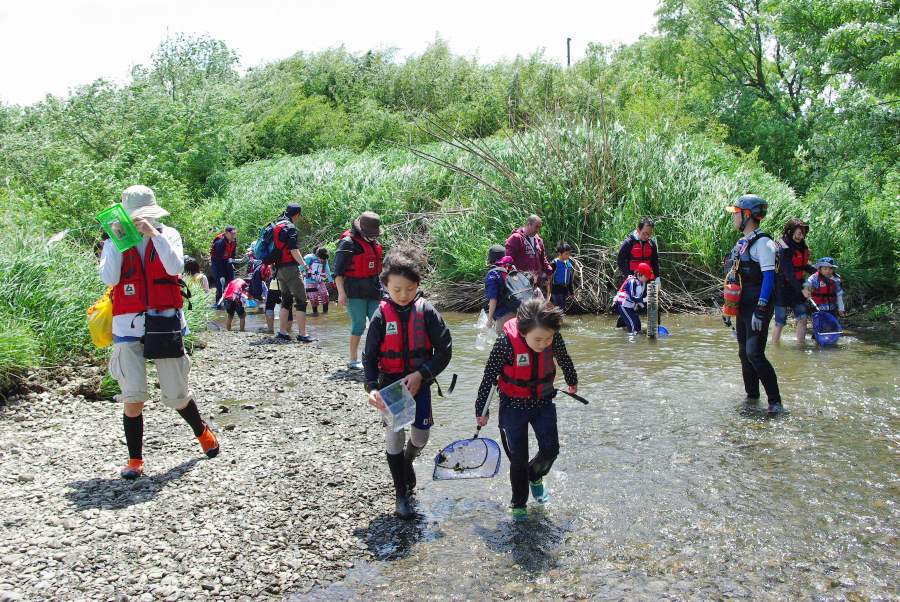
[474,298,578,521]
[615,262,653,334]
[803,257,844,318]
[364,247,452,520]
[99,186,219,480]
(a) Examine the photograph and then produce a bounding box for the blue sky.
[0,0,658,107]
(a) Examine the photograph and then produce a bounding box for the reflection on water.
[223,307,900,599]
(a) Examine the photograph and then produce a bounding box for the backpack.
[253,221,284,265]
[492,266,534,312]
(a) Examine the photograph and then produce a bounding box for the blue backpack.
[253,221,283,265]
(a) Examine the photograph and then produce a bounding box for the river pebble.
[0,332,395,600]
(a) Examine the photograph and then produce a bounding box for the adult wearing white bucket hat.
[99,185,220,480]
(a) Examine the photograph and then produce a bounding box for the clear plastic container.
[379,380,417,432]
[97,204,142,252]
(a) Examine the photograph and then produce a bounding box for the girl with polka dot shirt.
[474,298,578,520]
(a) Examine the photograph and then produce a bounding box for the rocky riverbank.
[0,332,406,601]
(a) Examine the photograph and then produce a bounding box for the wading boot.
[403,442,425,493]
[768,401,783,414]
[121,459,144,480]
[386,451,415,520]
[529,478,549,504]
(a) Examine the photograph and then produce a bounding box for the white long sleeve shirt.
[99,223,188,340]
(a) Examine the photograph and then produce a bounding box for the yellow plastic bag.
[86,287,114,348]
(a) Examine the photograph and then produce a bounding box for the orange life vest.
[498,318,556,399]
[378,298,432,375]
[112,238,183,316]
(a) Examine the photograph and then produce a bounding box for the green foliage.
[0,316,41,390]
[866,302,896,321]
[0,219,211,388]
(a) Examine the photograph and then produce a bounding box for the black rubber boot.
[403,442,425,493]
[386,452,415,520]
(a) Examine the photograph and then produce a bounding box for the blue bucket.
[657,326,669,338]
[812,312,843,346]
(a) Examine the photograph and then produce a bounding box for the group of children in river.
[109,188,846,524]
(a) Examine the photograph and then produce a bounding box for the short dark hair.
[782,218,809,238]
[380,246,425,285]
[316,247,329,260]
[184,257,201,275]
[557,241,571,254]
[638,218,655,231]
[516,298,564,334]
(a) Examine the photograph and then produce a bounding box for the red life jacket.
[339,230,382,278]
[627,236,654,272]
[378,298,432,375]
[272,222,295,265]
[223,278,248,301]
[810,274,838,307]
[791,247,810,282]
[498,318,556,399]
[210,233,236,261]
[112,238,183,316]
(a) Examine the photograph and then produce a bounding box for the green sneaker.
[510,507,528,522]
[529,478,549,504]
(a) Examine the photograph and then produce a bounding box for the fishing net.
[432,437,501,480]
[812,312,843,346]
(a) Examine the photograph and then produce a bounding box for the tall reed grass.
[0,222,211,390]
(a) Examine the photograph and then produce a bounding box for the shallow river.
[220,307,900,600]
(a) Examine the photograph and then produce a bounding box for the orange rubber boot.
[197,424,220,458]
[121,459,144,480]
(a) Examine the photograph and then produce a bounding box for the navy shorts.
[380,378,433,430]
[224,299,245,318]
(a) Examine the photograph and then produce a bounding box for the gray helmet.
[726,194,767,220]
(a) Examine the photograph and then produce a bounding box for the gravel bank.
[0,332,403,601]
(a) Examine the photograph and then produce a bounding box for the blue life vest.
[552,259,573,286]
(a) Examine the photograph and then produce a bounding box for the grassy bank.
[0,224,212,391]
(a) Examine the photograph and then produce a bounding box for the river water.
[221,307,900,600]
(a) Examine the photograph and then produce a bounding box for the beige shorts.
[109,340,193,409]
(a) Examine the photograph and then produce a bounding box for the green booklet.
[97,204,142,252]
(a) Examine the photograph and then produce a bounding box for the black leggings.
[735,290,781,403]
[265,290,293,320]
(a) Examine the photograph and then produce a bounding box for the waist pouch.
[142,313,185,359]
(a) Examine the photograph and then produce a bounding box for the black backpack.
[492,266,534,312]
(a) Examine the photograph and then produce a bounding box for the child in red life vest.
[364,247,453,520]
[475,298,578,521]
[615,262,653,333]
[220,278,250,331]
[803,257,844,318]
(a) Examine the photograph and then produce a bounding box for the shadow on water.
[474,511,568,573]
[64,458,200,510]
